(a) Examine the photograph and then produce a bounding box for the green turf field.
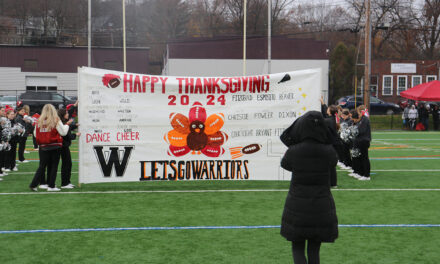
[1,131,440,263]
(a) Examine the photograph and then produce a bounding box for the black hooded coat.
[280,111,339,242]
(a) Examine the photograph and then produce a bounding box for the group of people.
[402,102,440,130]
[29,103,79,191]
[279,99,372,264]
[0,100,79,191]
[322,100,372,183]
[0,105,34,180]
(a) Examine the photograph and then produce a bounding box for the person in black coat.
[351,106,372,180]
[280,111,339,264]
[57,108,78,189]
[320,99,341,188]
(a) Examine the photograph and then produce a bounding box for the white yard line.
[1,188,440,196]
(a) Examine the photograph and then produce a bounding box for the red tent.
[400,80,440,101]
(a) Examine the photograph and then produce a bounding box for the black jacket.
[353,115,371,148]
[62,122,78,148]
[280,111,339,242]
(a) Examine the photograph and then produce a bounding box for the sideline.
[1,224,440,234]
[1,188,440,196]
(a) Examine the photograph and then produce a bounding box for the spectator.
[280,111,338,264]
[432,105,440,131]
[351,106,372,181]
[408,105,418,130]
[402,105,410,130]
[15,106,31,163]
[418,103,429,130]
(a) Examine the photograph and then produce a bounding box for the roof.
[167,36,329,60]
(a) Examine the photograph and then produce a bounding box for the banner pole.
[243,0,247,76]
[122,0,127,72]
[88,0,91,67]
[267,0,271,74]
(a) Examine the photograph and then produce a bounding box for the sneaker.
[12,167,18,171]
[331,185,338,189]
[349,173,362,179]
[30,187,37,192]
[20,160,30,163]
[61,184,74,189]
[358,176,371,181]
[33,148,39,151]
[67,183,75,188]
[47,187,61,192]
[38,184,48,189]
[0,173,4,177]
[0,178,2,181]
[24,151,30,154]
[4,169,10,172]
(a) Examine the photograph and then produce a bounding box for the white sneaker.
[20,160,29,163]
[47,187,61,192]
[38,184,48,189]
[358,176,371,181]
[30,187,37,192]
[12,167,18,171]
[349,173,362,179]
[33,148,39,151]
[24,151,30,154]
[61,184,74,189]
[0,178,2,181]
[0,173,4,177]
[4,169,10,172]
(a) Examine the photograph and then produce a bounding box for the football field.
[1,131,440,263]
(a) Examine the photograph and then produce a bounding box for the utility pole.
[364,0,371,110]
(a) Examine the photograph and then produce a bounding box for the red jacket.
[36,124,63,149]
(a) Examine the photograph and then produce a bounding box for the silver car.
[0,96,17,108]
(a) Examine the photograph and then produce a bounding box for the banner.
[78,67,322,183]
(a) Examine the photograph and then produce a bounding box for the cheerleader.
[15,106,32,163]
[57,108,79,189]
[0,107,5,179]
[29,104,69,192]
[338,109,353,170]
[4,108,18,172]
[349,107,371,181]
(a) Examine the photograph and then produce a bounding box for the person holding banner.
[57,108,79,189]
[280,111,339,264]
[29,104,69,192]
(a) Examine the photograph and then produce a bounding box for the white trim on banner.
[78,67,322,183]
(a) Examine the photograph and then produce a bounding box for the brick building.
[371,59,439,103]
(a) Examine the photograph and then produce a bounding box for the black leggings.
[292,240,321,264]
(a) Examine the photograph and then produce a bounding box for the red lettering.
[134,75,141,93]
[212,78,220,93]
[86,133,110,143]
[160,77,168,93]
[194,78,203,94]
[151,77,159,93]
[142,76,150,93]
[220,78,230,93]
[123,74,133,92]
[241,77,249,92]
[185,78,194,93]
[176,78,184,93]
[203,78,212,93]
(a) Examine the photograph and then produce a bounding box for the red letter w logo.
[93,146,134,177]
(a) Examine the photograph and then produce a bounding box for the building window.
[397,76,407,95]
[412,75,422,87]
[24,59,38,70]
[370,75,378,97]
[427,75,437,82]
[26,86,36,91]
[382,75,393,95]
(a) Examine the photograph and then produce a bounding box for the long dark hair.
[57,108,68,124]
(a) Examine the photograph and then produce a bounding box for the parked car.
[336,95,401,115]
[0,95,18,108]
[18,91,75,114]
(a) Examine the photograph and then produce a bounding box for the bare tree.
[414,0,440,58]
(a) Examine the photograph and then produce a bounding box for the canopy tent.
[400,80,440,101]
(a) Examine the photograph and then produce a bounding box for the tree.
[329,42,357,102]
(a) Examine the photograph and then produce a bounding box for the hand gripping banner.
[78,67,322,183]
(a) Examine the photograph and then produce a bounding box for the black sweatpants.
[352,143,370,177]
[6,138,17,169]
[292,240,321,264]
[30,148,61,188]
[60,146,72,186]
[17,136,27,162]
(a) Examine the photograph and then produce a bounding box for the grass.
[1,131,440,263]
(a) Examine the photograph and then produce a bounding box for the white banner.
[78,67,322,183]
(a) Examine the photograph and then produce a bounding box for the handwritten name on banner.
[78,67,322,184]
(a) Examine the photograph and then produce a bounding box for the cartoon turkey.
[165,102,228,157]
